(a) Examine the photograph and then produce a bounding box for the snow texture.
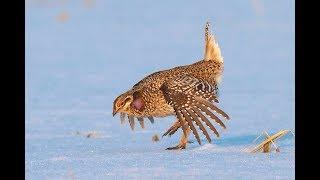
[26,0,295,179]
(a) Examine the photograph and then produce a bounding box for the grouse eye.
[119,97,131,107]
[118,99,126,107]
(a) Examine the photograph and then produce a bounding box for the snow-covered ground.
[26,0,295,179]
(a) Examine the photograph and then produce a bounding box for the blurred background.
[26,0,294,179]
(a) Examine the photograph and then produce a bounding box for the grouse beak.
[112,109,117,117]
[113,107,119,117]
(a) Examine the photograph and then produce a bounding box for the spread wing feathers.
[204,21,223,63]
[162,120,180,137]
[137,117,145,129]
[163,107,218,140]
[128,115,135,130]
[119,112,154,130]
[160,74,229,144]
[147,116,155,124]
[120,113,126,124]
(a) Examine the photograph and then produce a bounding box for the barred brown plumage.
[112,22,230,149]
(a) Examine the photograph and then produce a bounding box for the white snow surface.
[26,0,295,179]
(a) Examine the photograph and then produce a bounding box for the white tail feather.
[204,22,223,63]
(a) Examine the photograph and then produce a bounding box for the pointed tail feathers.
[204,22,223,63]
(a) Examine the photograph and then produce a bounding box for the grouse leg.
[166,127,191,150]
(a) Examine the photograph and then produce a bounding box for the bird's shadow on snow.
[171,133,295,154]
